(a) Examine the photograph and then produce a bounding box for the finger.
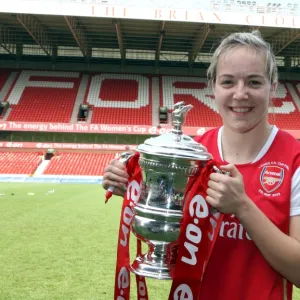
[110,158,127,170]
[124,145,135,154]
[102,178,125,190]
[205,195,219,209]
[103,170,128,185]
[207,180,222,191]
[209,172,227,182]
[104,163,128,178]
[219,164,239,177]
[206,187,222,200]
[103,184,126,197]
[113,187,127,197]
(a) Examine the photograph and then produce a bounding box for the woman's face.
[213,46,275,134]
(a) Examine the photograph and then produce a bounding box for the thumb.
[219,164,239,177]
[124,145,135,154]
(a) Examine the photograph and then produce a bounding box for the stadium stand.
[43,152,116,176]
[0,152,42,174]
[5,71,81,123]
[161,76,223,127]
[268,82,300,129]
[2,72,300,129]
[85,73,153,125]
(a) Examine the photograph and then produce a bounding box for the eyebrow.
[247,74,265,79]
[218,74,265,79]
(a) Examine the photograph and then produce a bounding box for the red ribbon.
[110,155,223,300]
[168,160,224,299]
[113,153,148,300]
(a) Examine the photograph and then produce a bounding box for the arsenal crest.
[260,166,284,193]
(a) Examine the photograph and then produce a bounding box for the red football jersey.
[194,126,300,300]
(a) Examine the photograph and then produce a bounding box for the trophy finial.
[172,101,193,134]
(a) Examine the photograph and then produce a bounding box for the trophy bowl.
[130,102,212,279]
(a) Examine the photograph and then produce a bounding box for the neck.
[221,122,273,164]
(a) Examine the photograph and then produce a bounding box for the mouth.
[229,107,253,114]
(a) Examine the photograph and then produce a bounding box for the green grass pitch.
[0,183,299,300]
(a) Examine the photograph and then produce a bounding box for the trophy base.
[130,255,172,280]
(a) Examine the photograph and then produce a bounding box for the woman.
[102,31,300,299]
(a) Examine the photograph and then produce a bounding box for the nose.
[233,82,248,101]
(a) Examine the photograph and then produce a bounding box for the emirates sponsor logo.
[181,195,209,266]
[173,284,193,300]
[260,165,284,193]
[117,267,129,300]
[219,215,252,240]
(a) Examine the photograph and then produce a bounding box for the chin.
[227,123,256,134]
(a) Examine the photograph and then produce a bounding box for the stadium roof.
[0,12,299,68]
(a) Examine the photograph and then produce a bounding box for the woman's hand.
[102,157,129,197]
[206,164,249,216]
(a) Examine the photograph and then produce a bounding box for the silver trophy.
[130,101,212,279]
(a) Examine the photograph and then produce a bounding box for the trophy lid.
[137,102,212,161]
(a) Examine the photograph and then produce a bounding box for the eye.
[249,80,262,86]
[221,80,233,85]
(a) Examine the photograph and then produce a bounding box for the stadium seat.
[43,152,116,176]
[0,152,42,174]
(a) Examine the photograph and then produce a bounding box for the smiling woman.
[194,31,300,300]
[103,31,300,300]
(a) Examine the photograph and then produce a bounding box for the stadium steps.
[286,83,300,111]
[70,74,89,123]
[0,71,18,101]
[1,107,12,120]
[86,109,93,123]
[152,77,160,125]
[34,160,51,176]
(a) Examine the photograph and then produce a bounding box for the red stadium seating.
[268,82,300,129]
[43,152,115,176]
[6,70,81,123]
[85,74,153,125]
[160,76,300,129]
[0,152,42,174]
[1,70,299,130]
[160,76,223,127]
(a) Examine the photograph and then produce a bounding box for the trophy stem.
[130,241,176,280]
